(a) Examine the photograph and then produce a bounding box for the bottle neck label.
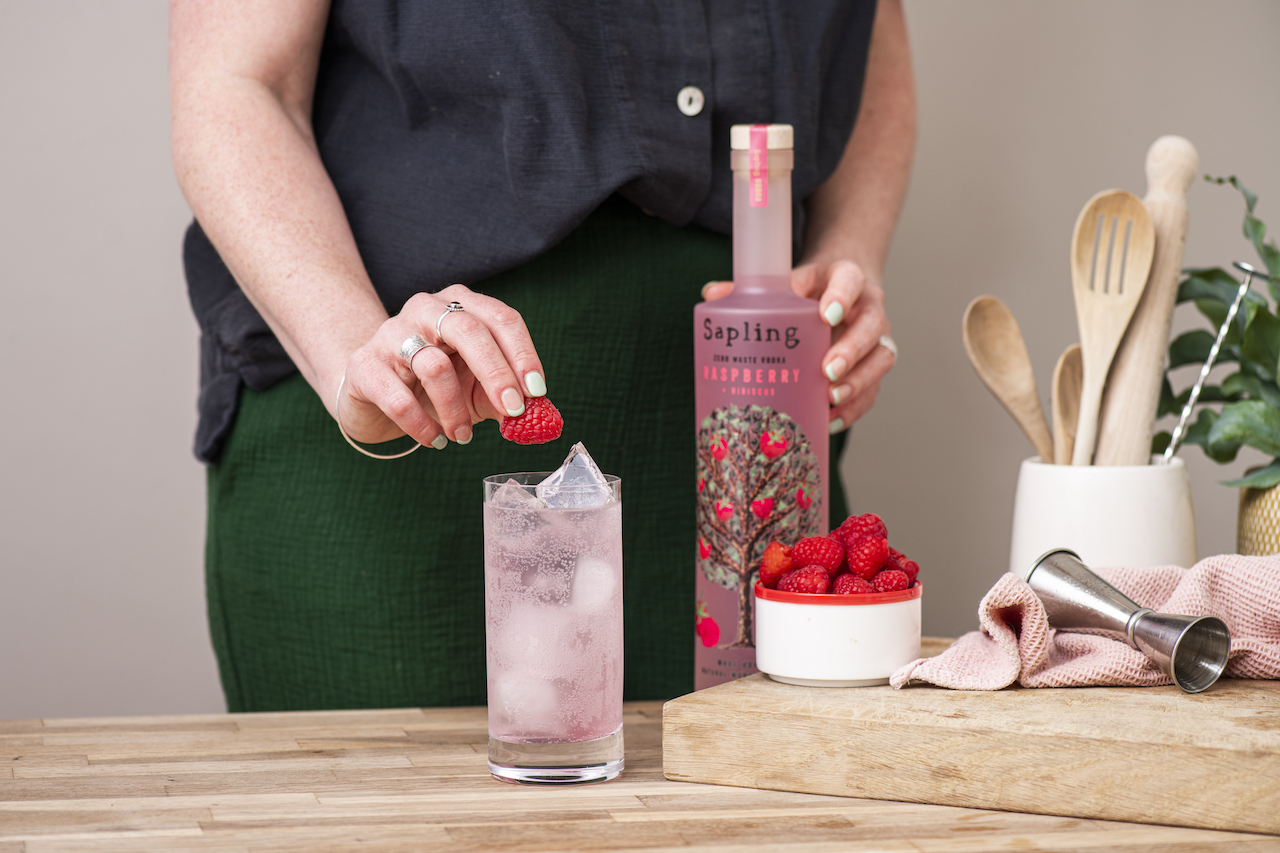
[749,125,769,208]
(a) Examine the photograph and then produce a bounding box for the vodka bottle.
[693,124,829,689]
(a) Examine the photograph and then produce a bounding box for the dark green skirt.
[206,196,848,711]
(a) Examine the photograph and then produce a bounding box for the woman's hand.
[337,284,547,448]
[701,263,894,432]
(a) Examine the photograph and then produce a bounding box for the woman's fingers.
[334,284,549,449]
[340,350,448,449]
[408,343,474,443]
[815,260,864,329]
[829,375,883,434]
[820,272,888,383]
[438,283,547,402]
[401,286,541,425]
[701,280,734,301]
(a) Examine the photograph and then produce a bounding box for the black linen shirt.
[184,0,879,462]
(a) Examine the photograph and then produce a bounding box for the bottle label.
[749,124,769,208]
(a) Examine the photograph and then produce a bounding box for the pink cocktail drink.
[483,469,624,784]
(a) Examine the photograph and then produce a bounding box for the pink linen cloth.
[890,554,1280,690]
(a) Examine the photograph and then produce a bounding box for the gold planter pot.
[1238,484,1280,556]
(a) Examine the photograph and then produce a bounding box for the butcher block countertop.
[1,690,1276,850]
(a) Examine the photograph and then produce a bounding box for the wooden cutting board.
[663,638,1280,835]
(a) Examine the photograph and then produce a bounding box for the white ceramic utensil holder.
[1008,456,1197,575]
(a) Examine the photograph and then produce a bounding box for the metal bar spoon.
[1163,261,1272,463]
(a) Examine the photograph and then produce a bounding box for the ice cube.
[536,442,613,509]
[571,556,617,611]
[491,477,548,509]
[489,673,562,735]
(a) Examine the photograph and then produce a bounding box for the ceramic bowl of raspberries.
[754,512,921,687]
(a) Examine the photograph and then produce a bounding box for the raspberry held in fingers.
[499,397,564,444]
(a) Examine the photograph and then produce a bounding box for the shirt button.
[677,86,705,117]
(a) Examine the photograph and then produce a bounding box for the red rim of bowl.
[754,580,922,605]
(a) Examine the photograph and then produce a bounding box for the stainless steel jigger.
[1024,549,1231,693]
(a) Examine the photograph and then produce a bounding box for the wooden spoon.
[1070,191,1155,465]
[962,295,1054,463]
[1051,344,1082,465]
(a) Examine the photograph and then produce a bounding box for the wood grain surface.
[1,669,1275,851]
[664,638,1280,838]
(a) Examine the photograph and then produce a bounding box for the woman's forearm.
[170,0,384,414]
[802,0,916,280]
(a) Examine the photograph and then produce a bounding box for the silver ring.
[435,301,465,344]
[399,334,432,367]
[878,335,898,360]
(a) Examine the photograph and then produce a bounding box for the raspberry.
[872,569,910,593]
[832,574,874,595]
[758,541,796,589]
[836,513,888,546]
[776,566,830,594]
[886,546,905,569]
[844,536,889,580]
[791,536,844,578]
[885,546,919,584]
[499,397,564,444]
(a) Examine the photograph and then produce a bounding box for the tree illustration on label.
[696,404,822,648]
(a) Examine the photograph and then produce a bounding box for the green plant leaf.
[1221,371,1263,399]
[1179,267,1262,306]
[1220,371,1280,408]
[1151,431,1171,454]
[1194,299,1256,349]
[1208,399,1280,458]
[1183,408,1240,462]
[1157,376,1179,418]
[1168,329,1215,368]
[1222,460,1280,489]
[1241,306,1280,382]
[1207,174,1257,213]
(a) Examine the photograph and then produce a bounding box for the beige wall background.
[1,2,1277,719]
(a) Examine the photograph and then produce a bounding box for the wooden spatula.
[1070,191,1155,465]
[1052,344,1082,465]
[1094,137,1198,465]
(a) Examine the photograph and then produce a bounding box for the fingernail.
[829,417,846,435]
[701,282,716,299]
[525,371,547,397]
[824,357,847,383]
[502,388,526,417]
[431,434,448,450]
[823,302,844,327]
[455,426,472,445]
[831,385,850,405]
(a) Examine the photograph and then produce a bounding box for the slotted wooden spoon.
[1052,344,1082,465]
[962,295,1054,463]
[1070,191,1155,465]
